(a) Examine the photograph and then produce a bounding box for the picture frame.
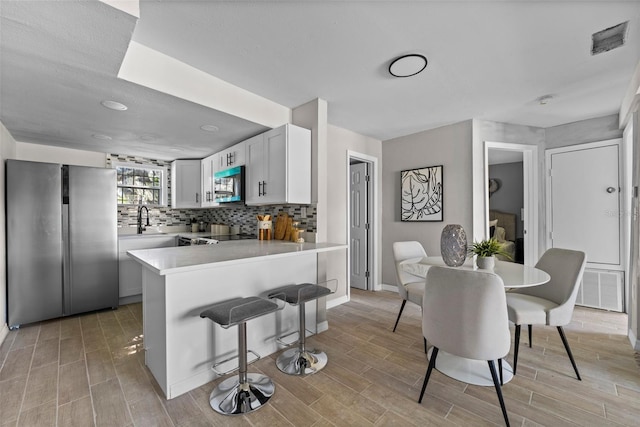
[401,165,443,222]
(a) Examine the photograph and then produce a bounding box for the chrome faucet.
[137,206,150,234]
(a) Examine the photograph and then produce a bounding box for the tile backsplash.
[109,154,317,234]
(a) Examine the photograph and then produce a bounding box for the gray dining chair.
[419,266,511,427]
[392,241,427,330]
[506,248,587,380]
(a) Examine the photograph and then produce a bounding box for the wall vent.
[591,21,628,55]
[576,269,624,312]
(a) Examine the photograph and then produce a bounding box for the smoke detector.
[591,21,628,55]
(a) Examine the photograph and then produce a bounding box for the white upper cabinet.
[201,153,219,208]
[218,140,246,170]
[171,160,201,208]
[246,124,311,205]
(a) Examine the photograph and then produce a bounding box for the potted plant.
[467,238,512,269]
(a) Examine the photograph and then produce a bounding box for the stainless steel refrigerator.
[7,159,118,328]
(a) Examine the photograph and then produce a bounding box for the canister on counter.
[258,220,272,240]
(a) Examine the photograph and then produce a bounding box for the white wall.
[16,141,107,167]
[381,120,474,286]
[326,124,382,298]
[546,114,622,149]
[0,122,17,345]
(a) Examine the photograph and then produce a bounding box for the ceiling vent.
[591,21,628,55]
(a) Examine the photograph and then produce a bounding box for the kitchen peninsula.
[127,239,347,399]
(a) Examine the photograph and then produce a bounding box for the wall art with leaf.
[401,165,443,222]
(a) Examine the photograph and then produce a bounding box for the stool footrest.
[276,328,317,347]
[211,349,261,376]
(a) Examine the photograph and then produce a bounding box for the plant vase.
[476,255,495,270]
[440,224,467,267]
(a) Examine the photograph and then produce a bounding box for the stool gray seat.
[268,283,331,375]
[200,296,279,415]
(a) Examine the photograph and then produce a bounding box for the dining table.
[400,256,551,386]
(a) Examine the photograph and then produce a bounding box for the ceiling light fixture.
[169,148,184,152]
[389,54,428,78]
[536,94,554,105]
[100,100,128,111]
[91,133,112,140]
[200,124,219,132]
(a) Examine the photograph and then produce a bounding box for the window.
[114,162,167,206]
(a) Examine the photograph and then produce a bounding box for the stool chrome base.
[276,348,328,375]
[209,373,275,415]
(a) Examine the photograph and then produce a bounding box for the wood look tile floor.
[1,288,640,426]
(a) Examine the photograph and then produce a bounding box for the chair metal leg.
[418,347,438,403]
[393,300,407,332]
[513,324,521,375]
[488,360,510,427]
[423,337,427,354]
[528,324,532,348]
[498,358,503,386]
[557,326,582,380]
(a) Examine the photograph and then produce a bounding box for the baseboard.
[381,283,398,293]
[629,328,640,351]
[327,294,349,309]
[119,294,142,306]
[317,320,329,333]
[0,323,9,347]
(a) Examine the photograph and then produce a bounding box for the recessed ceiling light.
[536,94,555,105]
[100,100,128,111]
[200,124,219,132]
[389,54,428,78]
[92,133,112,140]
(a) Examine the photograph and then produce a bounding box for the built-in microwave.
[214,165,245,203]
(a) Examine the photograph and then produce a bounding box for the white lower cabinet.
[118,235,177,298]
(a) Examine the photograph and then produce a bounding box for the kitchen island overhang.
[128,240,347,399]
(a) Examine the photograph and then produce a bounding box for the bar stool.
[268,282,333,375]
[200,296,279,415]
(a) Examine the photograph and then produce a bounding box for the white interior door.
[549,142,621,265]
[350,162,369,290]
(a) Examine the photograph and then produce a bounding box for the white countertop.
[128,240,347,275]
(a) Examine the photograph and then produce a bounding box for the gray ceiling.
[1,1,639,161]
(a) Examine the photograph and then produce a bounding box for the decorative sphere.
[440,224,467,267]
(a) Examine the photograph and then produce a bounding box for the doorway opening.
[347,151,379,293]
[485,142,539,266]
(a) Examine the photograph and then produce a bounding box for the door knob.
[606,187,616,193]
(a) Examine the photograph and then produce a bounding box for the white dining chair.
[392,241,427,332]
[506,248,587,380]
[419,266,511,427]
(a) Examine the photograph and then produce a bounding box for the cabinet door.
[262,127,287,204]
[245,134,265,203]
[171,160,201,208]
[201,154,219,207]
[119,236,177,297]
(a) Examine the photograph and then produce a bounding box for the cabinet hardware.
[262,181,266,195]
[196,193,199,203]
[258,181,263,196]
